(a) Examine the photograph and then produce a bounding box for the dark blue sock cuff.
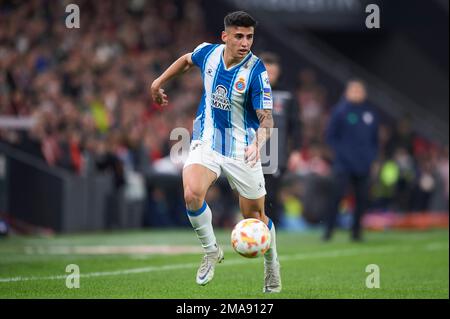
[267,218,273,230]
[186,201,207,217]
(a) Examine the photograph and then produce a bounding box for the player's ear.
[221,30,227,43]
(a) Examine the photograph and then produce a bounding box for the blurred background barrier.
[1,141,111,232]
[0,0,448,233]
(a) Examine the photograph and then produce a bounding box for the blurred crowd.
[1,0,205,179]
[1,0,448,229]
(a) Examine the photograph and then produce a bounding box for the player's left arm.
[245,66,274,167]
[245,109,274,167]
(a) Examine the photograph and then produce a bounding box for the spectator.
[296,68,327,149]
[323,79,379,242]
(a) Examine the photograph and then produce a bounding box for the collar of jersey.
[220,45,253,72]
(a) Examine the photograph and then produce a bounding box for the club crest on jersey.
[212,85,231,111]
[234,78,246,93]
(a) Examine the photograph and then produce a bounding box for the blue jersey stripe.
[198,93,206,140]
[192,44,211,67]
[211,58,222,152]
[202,44,219,74]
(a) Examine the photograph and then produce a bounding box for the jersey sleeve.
[250,65,273,110]
[191,42,215,69]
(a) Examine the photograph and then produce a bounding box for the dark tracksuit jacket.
[326,98,379,176]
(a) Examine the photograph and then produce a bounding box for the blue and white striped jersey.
[191,42,273,159]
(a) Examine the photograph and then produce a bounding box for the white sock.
[264,218,278,265]
[187,201,218,253]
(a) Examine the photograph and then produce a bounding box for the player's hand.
[150,80,168,106]
[244,143,260,167]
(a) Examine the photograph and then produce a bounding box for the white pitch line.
[23,245,204,255]
[0,242,447,283]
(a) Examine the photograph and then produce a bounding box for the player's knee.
[184,186,204,208]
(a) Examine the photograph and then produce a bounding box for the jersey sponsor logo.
[260,71,272,108]
[263,88,272,100]
[234,77,246,93]
[212,85,231,111]
[261,71,271,88]
[263,88,273,109]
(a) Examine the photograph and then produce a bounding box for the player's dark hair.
[259,52,280,66]
[224,11,257,29]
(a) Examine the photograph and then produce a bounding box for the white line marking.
[23,245,204,255]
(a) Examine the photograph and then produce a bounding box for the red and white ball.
[231,218,271,258]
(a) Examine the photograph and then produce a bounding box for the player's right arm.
[150,53,195,106]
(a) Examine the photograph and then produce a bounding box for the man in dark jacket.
[324,79,378,241]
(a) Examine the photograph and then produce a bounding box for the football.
[231,218,271,258]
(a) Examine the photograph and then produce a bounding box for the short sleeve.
[250,68,273,110]
[191,42,216,69]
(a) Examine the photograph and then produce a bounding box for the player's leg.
[239,195,281,293]
[351,174,369,241]
[264,170,284,225]
[323,171,349,241]
[221,156,281,292]
[183,163,224,285]
[239,195,278,265]
[183,163,216,211]
[238,194,268,222]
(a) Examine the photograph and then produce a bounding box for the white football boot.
[263,261,282,293]
[196,246,224,286]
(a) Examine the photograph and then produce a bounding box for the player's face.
[222,26,254,59]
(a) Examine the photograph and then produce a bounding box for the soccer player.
[150,11,281,293]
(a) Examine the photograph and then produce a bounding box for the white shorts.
[183,140,267,200]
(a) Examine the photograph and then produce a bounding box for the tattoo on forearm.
[256,109,274,128]
[255,109,274,149]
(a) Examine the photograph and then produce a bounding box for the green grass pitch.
[0,229,448,299]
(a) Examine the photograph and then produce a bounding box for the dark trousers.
[324,171,370,240]
[264,168,286,225]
